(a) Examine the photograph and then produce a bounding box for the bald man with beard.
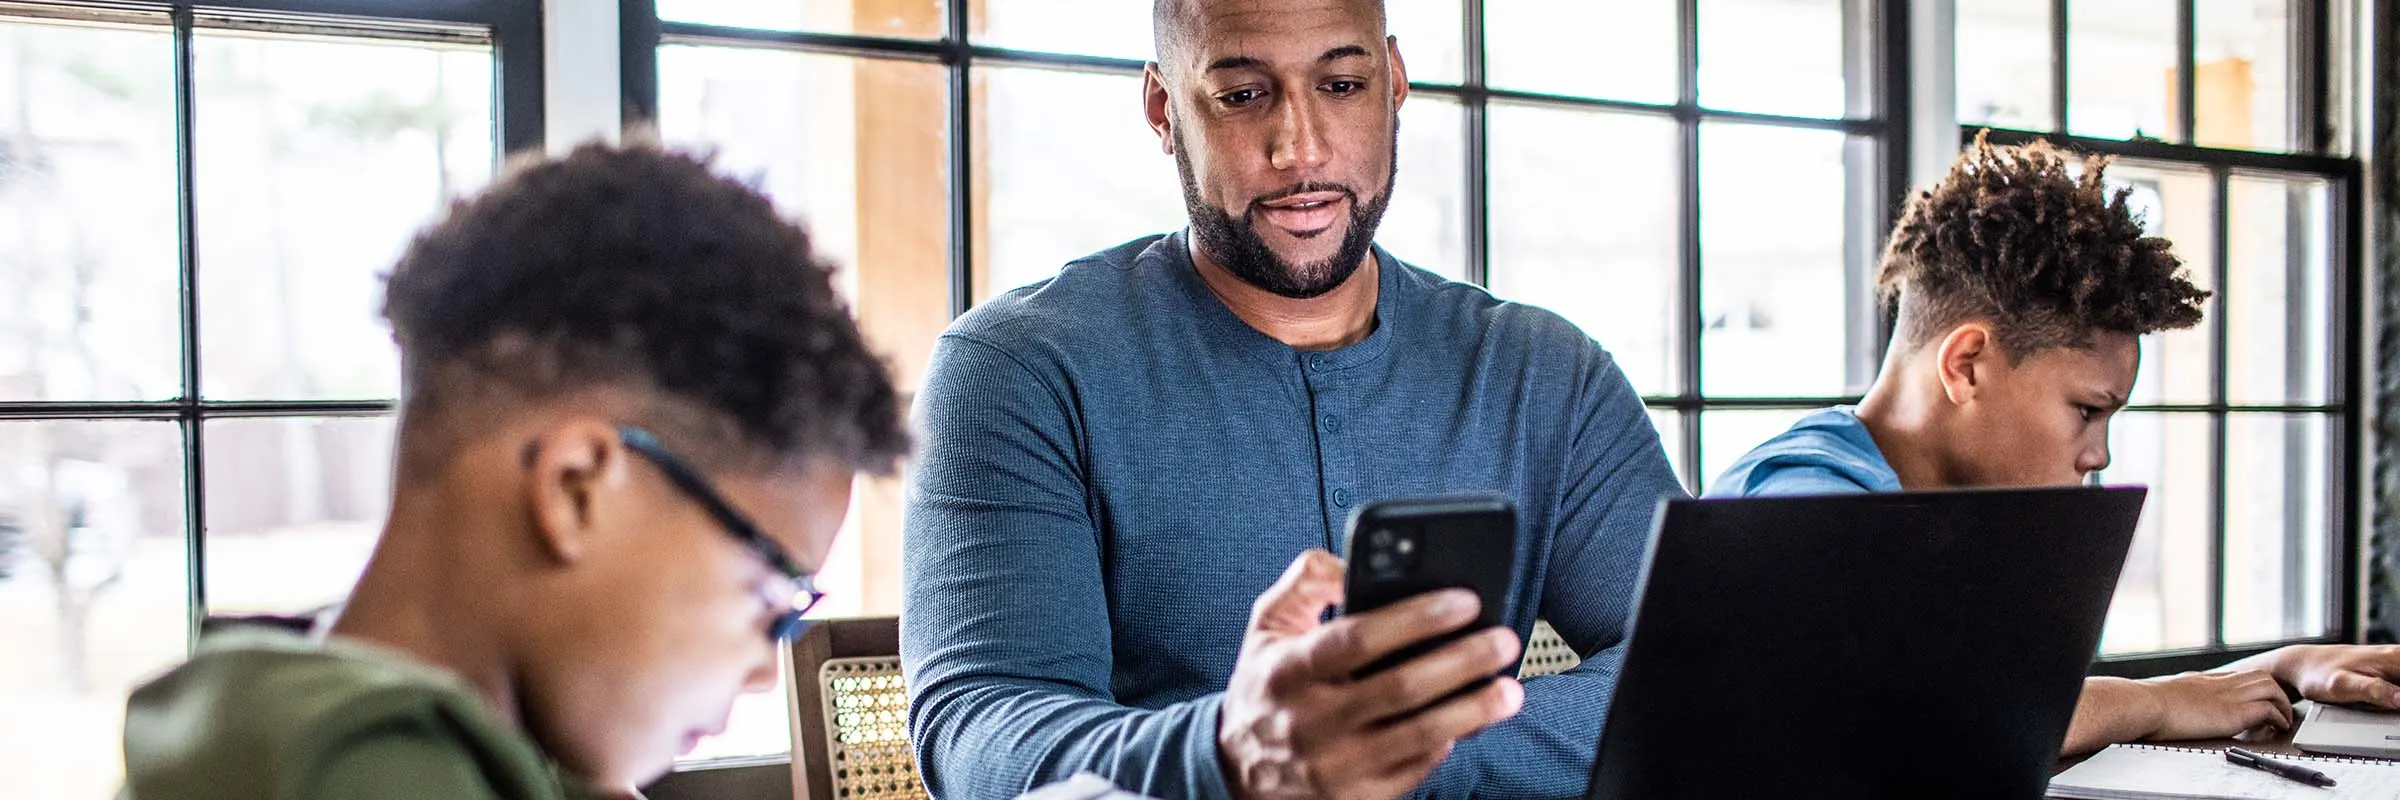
[899,1,1683,798]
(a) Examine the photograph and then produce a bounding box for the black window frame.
[627,0,2369,680]
[621,0,1914,776]
[0,0,544,645]
[621,0,1913,495]
[1956,0,2365,676]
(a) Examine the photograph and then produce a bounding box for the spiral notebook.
[2049,744,2400,799]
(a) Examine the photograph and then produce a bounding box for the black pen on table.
[2227,747,2338,788]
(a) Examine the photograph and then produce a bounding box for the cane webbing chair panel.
[819,656,926,800]
[1519,618,1583,678]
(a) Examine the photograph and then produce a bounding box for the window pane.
[681,473,878,767]
[0,420,187,799]
[974,2,1444,68]
[659,0,945,39]
[1699,123,1852,397]
[2225,175,2332,406]
[1382,95,1467,281]
[2067,0,2177,140]
[0,18,181,402]
[194,32,495,401]
[660,50,941,766]
[810,476,878,621]
[1648,407,1688,490]
[1956,0,2056,130]
[201,417,391,616]
[2096,412,2213,654]
[659,46,952,393]
[1487,105,1679,396]
[681,665,794,764]
[1698,408,1817,494]
[973,0,1151,61]
[2109,160,2217,406]
[2221,413,2330,644]
[2194,0,2293,151]
[1486,0,1676,104]
[1699,0,1848,119]
[978,66,1185,301]
[1387,0,1463,85]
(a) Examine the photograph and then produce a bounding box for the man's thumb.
[1248,549,1345,635]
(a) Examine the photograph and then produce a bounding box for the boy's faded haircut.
[1879,131,2211,359]
[381,140,908,476]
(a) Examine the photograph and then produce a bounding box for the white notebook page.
[2051,744,2400,800]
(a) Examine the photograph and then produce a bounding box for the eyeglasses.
[617,425,825,643]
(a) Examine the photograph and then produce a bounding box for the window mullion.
[945,1,970,319]
[2049,0,2068,134]
[1462,0,1487,287]
[1676,0,1702,493]
[171,3,207,652]
[2206,165,2232,648]
[2175,0,2195,143]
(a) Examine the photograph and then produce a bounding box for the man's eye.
[1323,80,1365,95]
[1219,88,1265,107]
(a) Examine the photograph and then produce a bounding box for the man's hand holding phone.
[1216,551,1525,800]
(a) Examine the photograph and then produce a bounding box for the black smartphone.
[1338,495,1520,681]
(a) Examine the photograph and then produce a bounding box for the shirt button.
[1322,415,1340,434]
[1333,488,1352,507]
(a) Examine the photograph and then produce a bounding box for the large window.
[0,1,536,796]
[628,0,1904,763]
[0,0,2363,791]
[1955,0,2360,663]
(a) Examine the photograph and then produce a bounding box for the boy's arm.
[2062,672,2294,755]
[2221,644,2400,707]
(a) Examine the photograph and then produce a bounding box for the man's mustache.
[1243,182,1359,219]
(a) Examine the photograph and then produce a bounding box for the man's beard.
[1174,132,1399,300]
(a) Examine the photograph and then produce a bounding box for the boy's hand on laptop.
[2254,644,2400,708]
[1217,550,1524,800]
[2140,670,2296,740]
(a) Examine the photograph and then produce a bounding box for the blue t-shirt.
[901,232,1684,799]
[1704,407,1904,497]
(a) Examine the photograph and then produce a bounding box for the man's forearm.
[912,677,1236,800]
[1417,648,1621,798]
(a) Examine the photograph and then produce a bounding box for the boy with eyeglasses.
[118,142,908,799]
[1710,134,2400,756]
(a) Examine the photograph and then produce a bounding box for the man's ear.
[520,418,632,565]
[1933,323,1999,407]
[1386,34,1410,111]
[1144,63,1175,155]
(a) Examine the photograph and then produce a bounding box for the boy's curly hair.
[1880,131,2211,357]
[382,140,907,475]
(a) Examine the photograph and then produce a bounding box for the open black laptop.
[1583,486,2147,800]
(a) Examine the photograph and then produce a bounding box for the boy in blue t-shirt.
[1713,134,2400,756]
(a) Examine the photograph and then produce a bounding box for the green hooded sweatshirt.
[119,628,607,800]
